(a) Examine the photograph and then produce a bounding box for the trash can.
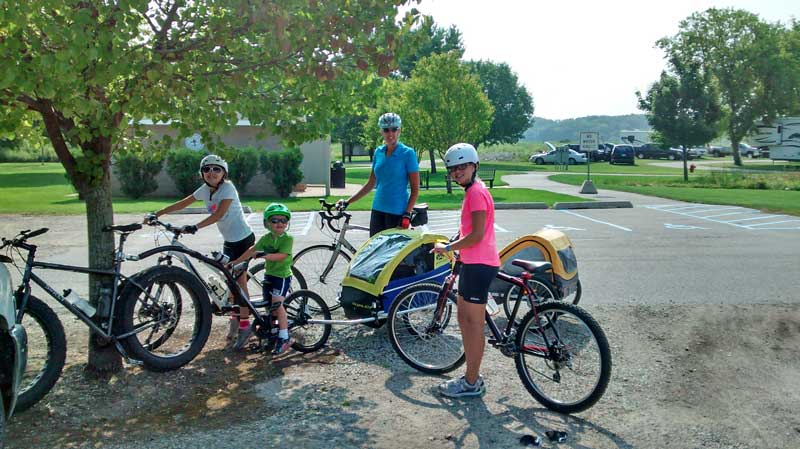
[330,160,346,188]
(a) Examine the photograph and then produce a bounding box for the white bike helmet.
[444,143,479,168]
[378,112,402,129]
[199,154,228,173]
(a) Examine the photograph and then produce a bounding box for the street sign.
[580,132,599,153]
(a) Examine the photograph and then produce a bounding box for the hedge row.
[113,147,304,199]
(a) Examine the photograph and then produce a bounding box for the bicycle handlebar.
[317,198,350,233]
[145,218,196,237]
[1,228,49,249]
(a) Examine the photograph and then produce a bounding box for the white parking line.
[299,212,315,236]
[559,210,632,232]
[644,204,800,230]
[726,215,783,223]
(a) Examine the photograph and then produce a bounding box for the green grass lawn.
[0,162,589,215]
[551,173,800,216]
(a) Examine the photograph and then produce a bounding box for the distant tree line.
[522,114,650,143]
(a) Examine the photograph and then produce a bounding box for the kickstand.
[113,340,143,366]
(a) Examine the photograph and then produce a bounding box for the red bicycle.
[387,252,612,414]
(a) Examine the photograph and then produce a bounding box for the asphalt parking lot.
[3,202,797,309]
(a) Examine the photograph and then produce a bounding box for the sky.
[408,0,799,120]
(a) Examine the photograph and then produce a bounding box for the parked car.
[562,143,608,162]
[634,143,671,159]
[688,147,706,158]
[1,261,27,445]
[738,143,761,158]
[667,147,697,160]
[757,146,770,158]
[609,144,635,165]
[529,148,587,165]
[708,145,733,157]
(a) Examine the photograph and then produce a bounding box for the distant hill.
[523,114,650,143]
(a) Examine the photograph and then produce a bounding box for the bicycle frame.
[12,230,156,342]
[136,245,270,330]
[432,258,554,355]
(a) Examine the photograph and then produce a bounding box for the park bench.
[418,169,430,190]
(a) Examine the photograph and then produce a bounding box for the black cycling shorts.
[223,232,255,271]
[458,263,500,304]
[369,210,403,236]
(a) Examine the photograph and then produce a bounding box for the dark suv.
[610,145,635,165]
[635,143,692,160]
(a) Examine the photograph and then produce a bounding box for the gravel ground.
[5,302,800,449]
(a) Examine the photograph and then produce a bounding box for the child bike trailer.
[490,228,581,305]
[340,229,450,325]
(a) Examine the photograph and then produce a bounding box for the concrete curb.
[552,201,633,210]
[495,202,549,210]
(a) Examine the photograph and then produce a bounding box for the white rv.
[753,117,800,161]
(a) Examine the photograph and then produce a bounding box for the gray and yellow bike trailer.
[339,229,451,326]
[490,228,582,305]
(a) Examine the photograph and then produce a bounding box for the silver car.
[0,261,27,444]
[529,148,588,165]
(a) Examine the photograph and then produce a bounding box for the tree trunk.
[428,148,437,174]
[682,146,689,181]
[731,140,742,166]
[83,164,122,375]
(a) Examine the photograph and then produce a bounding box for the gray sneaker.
[232,323,253,350]
[438,375,485,398]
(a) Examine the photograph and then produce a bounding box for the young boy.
[228,203,294,354]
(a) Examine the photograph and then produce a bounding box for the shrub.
[221,147,260,192]
[165,149,205,197]
[113,152,162,198]
[260,148,304,198]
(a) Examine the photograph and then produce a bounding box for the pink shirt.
[459,180,500,266]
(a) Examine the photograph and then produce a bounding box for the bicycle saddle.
[511,259,552,274]
[102,223,143,233]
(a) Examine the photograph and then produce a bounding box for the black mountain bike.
[131,232,333,356]
[388,254,612,414]
[1,225,212,412]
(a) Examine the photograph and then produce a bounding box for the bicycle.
[1,225,213,412]
[387,252,611,414]
[500,272,582,323]
[287,199,369,312]
[132,233,334,356]
[143,217,307,316]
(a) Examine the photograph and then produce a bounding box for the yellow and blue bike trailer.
[491,228,580,301]
[340,229,450,321]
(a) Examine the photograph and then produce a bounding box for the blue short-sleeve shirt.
[372,142,419,215]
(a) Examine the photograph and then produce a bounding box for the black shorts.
[262,275,292,300]
[458,264,500,304]
[223,233,255,271]
[369,210,403,236]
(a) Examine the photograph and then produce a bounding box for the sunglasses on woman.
[201,166,224,173]
[382,127,399,133]
[447,163,472,173]
[269,217,288,224]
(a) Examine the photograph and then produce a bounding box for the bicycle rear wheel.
[503,277,556,322]
[388,283,464,374]
[515,301,611,414]
[118,266,211,372]
[247,264,307,302]
[14,295,66,412]
[292,244,350,311]
[284,289,332,353]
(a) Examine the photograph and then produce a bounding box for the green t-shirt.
[254,231,294,278]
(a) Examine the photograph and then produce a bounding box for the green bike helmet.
[263,203,291,226]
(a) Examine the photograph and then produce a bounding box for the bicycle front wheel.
[515,301,611,414]
[284,289,332,353]
[15,295,67,412]
[292,244,351,311]
[118,266,211,372]
[388,283,465,374]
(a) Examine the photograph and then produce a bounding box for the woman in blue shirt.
[338,112,420,236]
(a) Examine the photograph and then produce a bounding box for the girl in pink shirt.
[432,143,500,398]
